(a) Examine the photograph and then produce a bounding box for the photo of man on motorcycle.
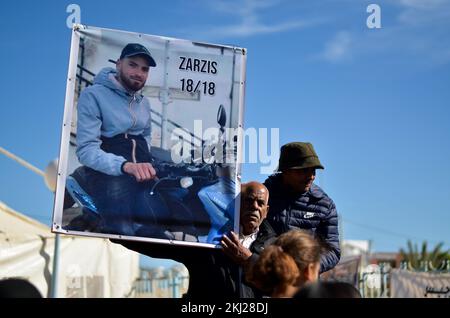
[65,43,179,239]
[62,41,240,245]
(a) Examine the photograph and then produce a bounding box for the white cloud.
[312,1,450,65]
[394,0,450,64]
[397,0,450,25]
[211,0,283,16]
[319,31,352,62]
[204,19,315,38]
[399,0,447,10]
[193,0,320,38]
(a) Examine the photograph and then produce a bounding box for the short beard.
[118,72,144,92]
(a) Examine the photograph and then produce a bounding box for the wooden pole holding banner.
[0,146,45,177]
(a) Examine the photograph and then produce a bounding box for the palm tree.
[399,240,449,270]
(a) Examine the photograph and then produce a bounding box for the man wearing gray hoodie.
[76,43,171,237]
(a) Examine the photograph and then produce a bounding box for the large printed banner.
[52,25,246,247]
[320,255,361,288]
[390,269,450,298]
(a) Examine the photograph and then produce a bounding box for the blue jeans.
[78,134,176,238]
[198,177,236,244]
[87,172,171,237]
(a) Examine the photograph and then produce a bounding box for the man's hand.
[123,162,157,182]
[221,231,252,265]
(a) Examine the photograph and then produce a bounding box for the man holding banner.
[114,181,277,298]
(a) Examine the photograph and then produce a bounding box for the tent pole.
[50,233,61,297]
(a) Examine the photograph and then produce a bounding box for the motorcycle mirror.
[217,104,226,128]
[180,177,194,189]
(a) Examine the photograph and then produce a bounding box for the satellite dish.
[44,158,59,193]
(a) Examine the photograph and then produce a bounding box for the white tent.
[0,201,139,297]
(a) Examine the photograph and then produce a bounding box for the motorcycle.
[63,105,236,244]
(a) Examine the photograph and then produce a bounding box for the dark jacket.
[116,219,277,298]
[264,174,340,273]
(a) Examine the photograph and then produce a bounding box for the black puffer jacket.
[264,174,340,273]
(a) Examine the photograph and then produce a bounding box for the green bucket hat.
[278,142,324,171]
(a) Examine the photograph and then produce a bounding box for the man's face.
[282,167,316,194]
[240,183,269,235]
[116,55,150,92]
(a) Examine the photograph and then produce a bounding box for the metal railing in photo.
[359,259,450,298]
[133,268,189,298]
[74,46,202,154]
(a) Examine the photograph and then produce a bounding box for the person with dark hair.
[74,43,173,238]
[294,281,362,298]
[263,142,340,273]
[114,181,277,298]
[0,278,42,298]
[246,229,321,298]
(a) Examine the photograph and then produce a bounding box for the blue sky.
[1,0,449,269]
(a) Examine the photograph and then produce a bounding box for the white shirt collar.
[239,226,259,249]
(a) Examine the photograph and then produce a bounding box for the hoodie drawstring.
[128,94,138,163]
[124,133,138,163]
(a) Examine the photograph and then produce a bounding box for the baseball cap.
[119,43,156,67]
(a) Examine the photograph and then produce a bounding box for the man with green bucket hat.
[263,142,340,273]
